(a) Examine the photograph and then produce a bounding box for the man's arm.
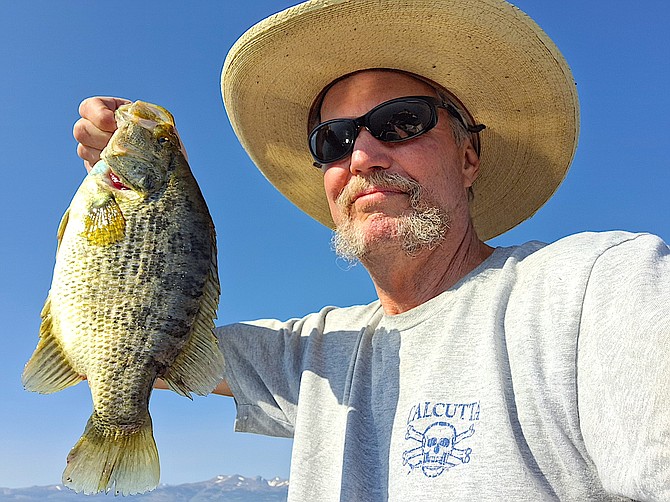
[578,233,670,499]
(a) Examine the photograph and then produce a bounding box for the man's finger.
[77,143,104,172]
[73,118,114,150]
[78,96,131,132]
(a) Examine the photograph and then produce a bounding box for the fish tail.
[62,412,159,495]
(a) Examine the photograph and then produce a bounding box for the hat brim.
[222,0,579,241]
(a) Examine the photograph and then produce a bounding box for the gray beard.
[331,171,450,263]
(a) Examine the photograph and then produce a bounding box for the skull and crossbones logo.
[403,421,475,477]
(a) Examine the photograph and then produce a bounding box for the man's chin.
[333,214,403,262]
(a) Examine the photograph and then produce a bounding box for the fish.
[22,100,224,495]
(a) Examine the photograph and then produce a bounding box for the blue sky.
[1,0,668,490]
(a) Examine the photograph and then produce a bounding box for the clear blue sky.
[1,0,668,490]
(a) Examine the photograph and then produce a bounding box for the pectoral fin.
[82,195,126,246]
[22,295,84,393]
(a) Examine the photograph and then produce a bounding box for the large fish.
[22,101,224,495]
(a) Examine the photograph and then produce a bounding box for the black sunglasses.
[308,95,484,166]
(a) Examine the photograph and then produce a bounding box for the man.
[74,0,669,500]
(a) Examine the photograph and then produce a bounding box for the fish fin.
[56,208,70,253]
[162,246,223,398]
[22,295,84,393]
[82,196,126,246]
[62,411,159,496]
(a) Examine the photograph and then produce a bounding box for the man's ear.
[462,141,480,188]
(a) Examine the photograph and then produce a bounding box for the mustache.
[335,171,423,212]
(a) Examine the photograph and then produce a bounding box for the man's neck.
[362,226,494,315]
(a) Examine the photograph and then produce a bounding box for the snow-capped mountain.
[0,474,289,501]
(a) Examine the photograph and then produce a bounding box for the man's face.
[317,70,480,257]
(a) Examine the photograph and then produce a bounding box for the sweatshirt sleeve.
[215,310,333,438]
[577,233,670,500]
[214,303,380,439]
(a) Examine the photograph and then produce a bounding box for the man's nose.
[348,128,392,175]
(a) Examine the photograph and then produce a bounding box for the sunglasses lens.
[310,120,357,164]
[368,100,435,142]
[309,98,439,165]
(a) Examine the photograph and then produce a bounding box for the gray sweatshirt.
[219,231,670,501]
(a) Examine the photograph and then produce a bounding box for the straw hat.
[221,0,579,241]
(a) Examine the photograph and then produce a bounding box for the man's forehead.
[323,69,436,99]
[318,69,438,119]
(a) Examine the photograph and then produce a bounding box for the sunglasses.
[308,95,483,166]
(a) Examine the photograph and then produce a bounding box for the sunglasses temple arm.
[444,103,486,133]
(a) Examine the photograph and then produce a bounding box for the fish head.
[100,101,186,196]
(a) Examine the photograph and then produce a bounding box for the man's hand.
[73,97,131,172]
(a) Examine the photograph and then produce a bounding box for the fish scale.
[22,101,224,496]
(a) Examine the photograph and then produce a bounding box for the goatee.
[332,171,450,262]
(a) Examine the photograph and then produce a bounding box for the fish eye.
[157,136,170,144]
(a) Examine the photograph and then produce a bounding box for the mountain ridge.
[0,474,289,501]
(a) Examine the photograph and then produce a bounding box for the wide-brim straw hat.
[221,0,579,241]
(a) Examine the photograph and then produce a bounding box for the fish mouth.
[117,101,175,128]
[115,101,188,159]
[98,166,148,199]
[108,170,131,191]
[94,156,133,192]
